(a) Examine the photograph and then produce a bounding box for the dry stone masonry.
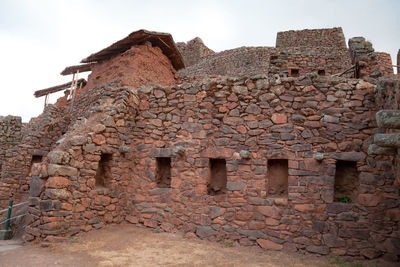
[0,27,399,262]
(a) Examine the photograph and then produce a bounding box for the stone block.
[271,113,287,124]
[196,226,214,238]
[306,245,329,255]
[226,181,245,191]
[48,164,78,177]
[376,110,400,129]
[374,133,400,148]
[69,136,87,146]
[30,176,45,197]
[256,239,283,251]
[368,144,396,155]
[46,177,70,189]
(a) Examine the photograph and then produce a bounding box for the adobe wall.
[276,27,347,49]
[176,37,215,67]
[85,42,177,91]
[26,75,400,260]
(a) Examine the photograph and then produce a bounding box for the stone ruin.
[0,27,399,261]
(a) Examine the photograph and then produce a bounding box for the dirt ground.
[0,223,395,267]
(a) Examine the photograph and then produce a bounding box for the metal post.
[5,200,13,230]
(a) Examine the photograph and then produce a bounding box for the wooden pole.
[70,70,79,112]
[44,94,48,110]
[69,73,76,100]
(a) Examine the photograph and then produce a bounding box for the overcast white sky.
[1,0,399,122]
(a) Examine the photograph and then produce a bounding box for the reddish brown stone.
[256,239,283,251]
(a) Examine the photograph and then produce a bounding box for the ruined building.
[0,27,399,261]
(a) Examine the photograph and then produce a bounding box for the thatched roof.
[34,79,86,98]
[80,29,185,70]
[60,63,96,76]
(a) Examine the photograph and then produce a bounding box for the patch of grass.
[219,237,235,248]
[328,255,365,267]
[361,40,371,47]
[67,235,79,243]
[337,196,351,203]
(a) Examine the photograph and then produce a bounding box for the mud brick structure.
[0,28,399,261]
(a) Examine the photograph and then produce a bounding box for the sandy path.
[0,223,394,267]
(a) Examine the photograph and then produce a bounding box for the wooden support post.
[44,94,49,110]
[70,70,79,112]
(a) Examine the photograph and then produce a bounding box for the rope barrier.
[0,213,28,225]
[0,201,28,214]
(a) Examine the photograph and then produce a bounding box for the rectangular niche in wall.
[31,155,43,165]
[156,157,171,188]
[95,153,113,188]
[318,69,326,76]
[208,158,227,195]
[266,159,288,197]
[289,68,299,77]
[30,155,43,172]
[334,160,359,203]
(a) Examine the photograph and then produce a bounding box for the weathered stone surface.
[306,245,329,255]
[329,152,366,161]
[226,181,245,191]
[374,133,400,147]
[45,189,71,200]
[30,176,45,197]
[47,151,70,164]
[256,239,283,250]
[48,164,78,177]
[368,144,396,155]
[271,113,287,124]
[376,110,400,129]
[196,226,214,238]
[69,136,87,146]
[46,177,70,189]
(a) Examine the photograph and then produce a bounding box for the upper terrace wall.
[178,47,273,77]
[276,27,347,49]
[26,75,400,260]
[176,37,215,67]
[282,47,352,76]
[376,52,394,76]
[179,46,352,78]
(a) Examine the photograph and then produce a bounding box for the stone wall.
[179,46,352,78]
[376,52,394,76]
[176,37,215,67]
[178,47,273,77]
[370,76,400,187]
[348,37,382,80]
[0,116,22,202]
[0,106,70,208]
[276,27,347,49]
[282,47,352,77]
[25,83,137,241]
[26,75,400,260]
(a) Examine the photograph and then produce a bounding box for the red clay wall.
[85,42,177,90]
